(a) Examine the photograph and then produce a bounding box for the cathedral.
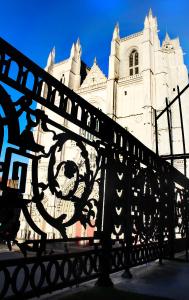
[45,9,189,162]
[18,9,189,240]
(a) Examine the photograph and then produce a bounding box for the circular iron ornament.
[112,251,120,269]
[46,260,60,286]
[131,251,137,265]
[137,249,141,260]
[83,255,93,275]
[72,257,83,280]
[93,254,100,273]
[31,133,95,238]
[30,262,46,292]
[11,265,29,295]
[0,267,10,299]
[133,167,160,243]
[47,134,91,201]
[59,259,72,282]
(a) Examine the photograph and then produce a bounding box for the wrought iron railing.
[155,84,189,176]
[0,37,189,298]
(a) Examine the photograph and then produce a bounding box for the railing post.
[154,109,159,155]
[159,175,166,264]
[95,146,114,287]
[166,97,173,166]
[122,157,133,278]
[177,85,187,176]
[96,232,113,286]
[168,180,175,260]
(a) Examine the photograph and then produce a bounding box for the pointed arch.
[129,49,139,76]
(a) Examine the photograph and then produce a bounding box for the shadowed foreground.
[46,287,170,300]
[38,254,188,300]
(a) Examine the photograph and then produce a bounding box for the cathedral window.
[129,50,139,76]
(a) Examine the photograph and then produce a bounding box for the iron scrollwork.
[130,166,160,244]
[32,132,102,238]
[0,82,103,241]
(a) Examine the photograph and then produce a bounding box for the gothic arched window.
[129,50,139,76]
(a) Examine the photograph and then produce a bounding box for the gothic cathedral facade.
[45,9,189,167]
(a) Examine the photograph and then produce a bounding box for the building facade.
[44,9,189,159]
[18,9,189,240]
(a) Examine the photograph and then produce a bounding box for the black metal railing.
[0,37,189,298]
[155,84,189,176]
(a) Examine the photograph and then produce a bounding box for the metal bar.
[166,97,173,166]
[154,109,159,155]
[161,153,189,160]
[0,37,113,142]
[183,190,189,261]
[122,157,133,278]
[157,83,189,120]
[96,145,114,286]
[95,148,107,235]
[168,180,176,259]
[177,85,187,176]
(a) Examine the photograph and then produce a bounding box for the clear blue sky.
[0,0,189,75]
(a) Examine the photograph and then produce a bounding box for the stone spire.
[162,32,172,50]
[76,37,80,46]
[112,22,120,40]
[148,8,153,18]
[69,39,82,90]
[109,23,120,79]
[76,38,81,53]
[70,39,82,59]
[46,46,55,67]
[165,32,170,42]
[70,43,75,58]
[144,8,157,29]
[144,15,149,28]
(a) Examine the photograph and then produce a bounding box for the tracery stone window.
[129,50,139,76]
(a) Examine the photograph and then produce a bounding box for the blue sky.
[0,0,189,75]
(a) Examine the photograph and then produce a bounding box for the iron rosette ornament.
[32,132,102,238]
[131,163,161,245]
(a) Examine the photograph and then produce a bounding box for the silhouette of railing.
[154,84,189,176]
[0,37,189,298]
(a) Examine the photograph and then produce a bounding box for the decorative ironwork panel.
[0,37,189,297]
[0,248,101,299]
[1,36,189,244]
